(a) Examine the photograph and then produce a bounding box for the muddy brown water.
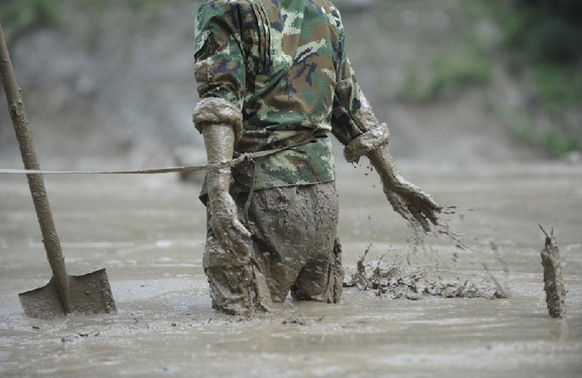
[1,162,581,377]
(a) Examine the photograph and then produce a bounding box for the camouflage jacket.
[194,0,366,191]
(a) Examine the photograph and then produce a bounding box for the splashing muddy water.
[0,163,581,377]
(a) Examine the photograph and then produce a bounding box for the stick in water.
[539,225,566,319]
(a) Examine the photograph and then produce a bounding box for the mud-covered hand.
[367,147,441,231]
[341,90,440,230]
[207,173,252,254]
[203,124,252,255]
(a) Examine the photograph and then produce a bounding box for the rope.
[0,143,304,175]
[0,166,205,175]
[0,151,256,175]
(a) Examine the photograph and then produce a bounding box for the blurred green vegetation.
[389,1,496,102]
[503,0,582,65]
[1,0,580,156]
[494,0,582,155]
[393,0,581,155]
[0,0,62,43]
[399,44,491,101]
[0,0,186,44]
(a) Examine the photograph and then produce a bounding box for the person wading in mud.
[193,0,441,315]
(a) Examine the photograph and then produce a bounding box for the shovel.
[0,25,116,319]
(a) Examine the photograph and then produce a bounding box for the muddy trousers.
[203,182,344,315]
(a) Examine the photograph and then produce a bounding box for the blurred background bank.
[0,0,581,170]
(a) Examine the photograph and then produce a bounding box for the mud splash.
[345,204,509,300]
[347,244,507,300]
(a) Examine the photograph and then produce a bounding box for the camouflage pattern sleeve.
[330,6,389,159]
[194,1,250,109]
[194,0,384,190]
[331,54,365,146]
[325,2,363,146]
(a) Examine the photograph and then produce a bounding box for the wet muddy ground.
[1,162,581,377]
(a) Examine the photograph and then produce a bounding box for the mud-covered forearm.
[199,123,252,253]
[195,98,238,202]
[202,124,235,199]
[344,91,441,230]
[366,146,400,184]
[193,96,240,203]
[342,90,390,163]
[202,125,235,164]
[193,98,251,253]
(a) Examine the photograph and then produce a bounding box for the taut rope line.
[0,146,296,175]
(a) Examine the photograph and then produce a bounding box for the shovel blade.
[19,268,117,319]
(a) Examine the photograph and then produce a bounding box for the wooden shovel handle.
[0,24,73,313]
